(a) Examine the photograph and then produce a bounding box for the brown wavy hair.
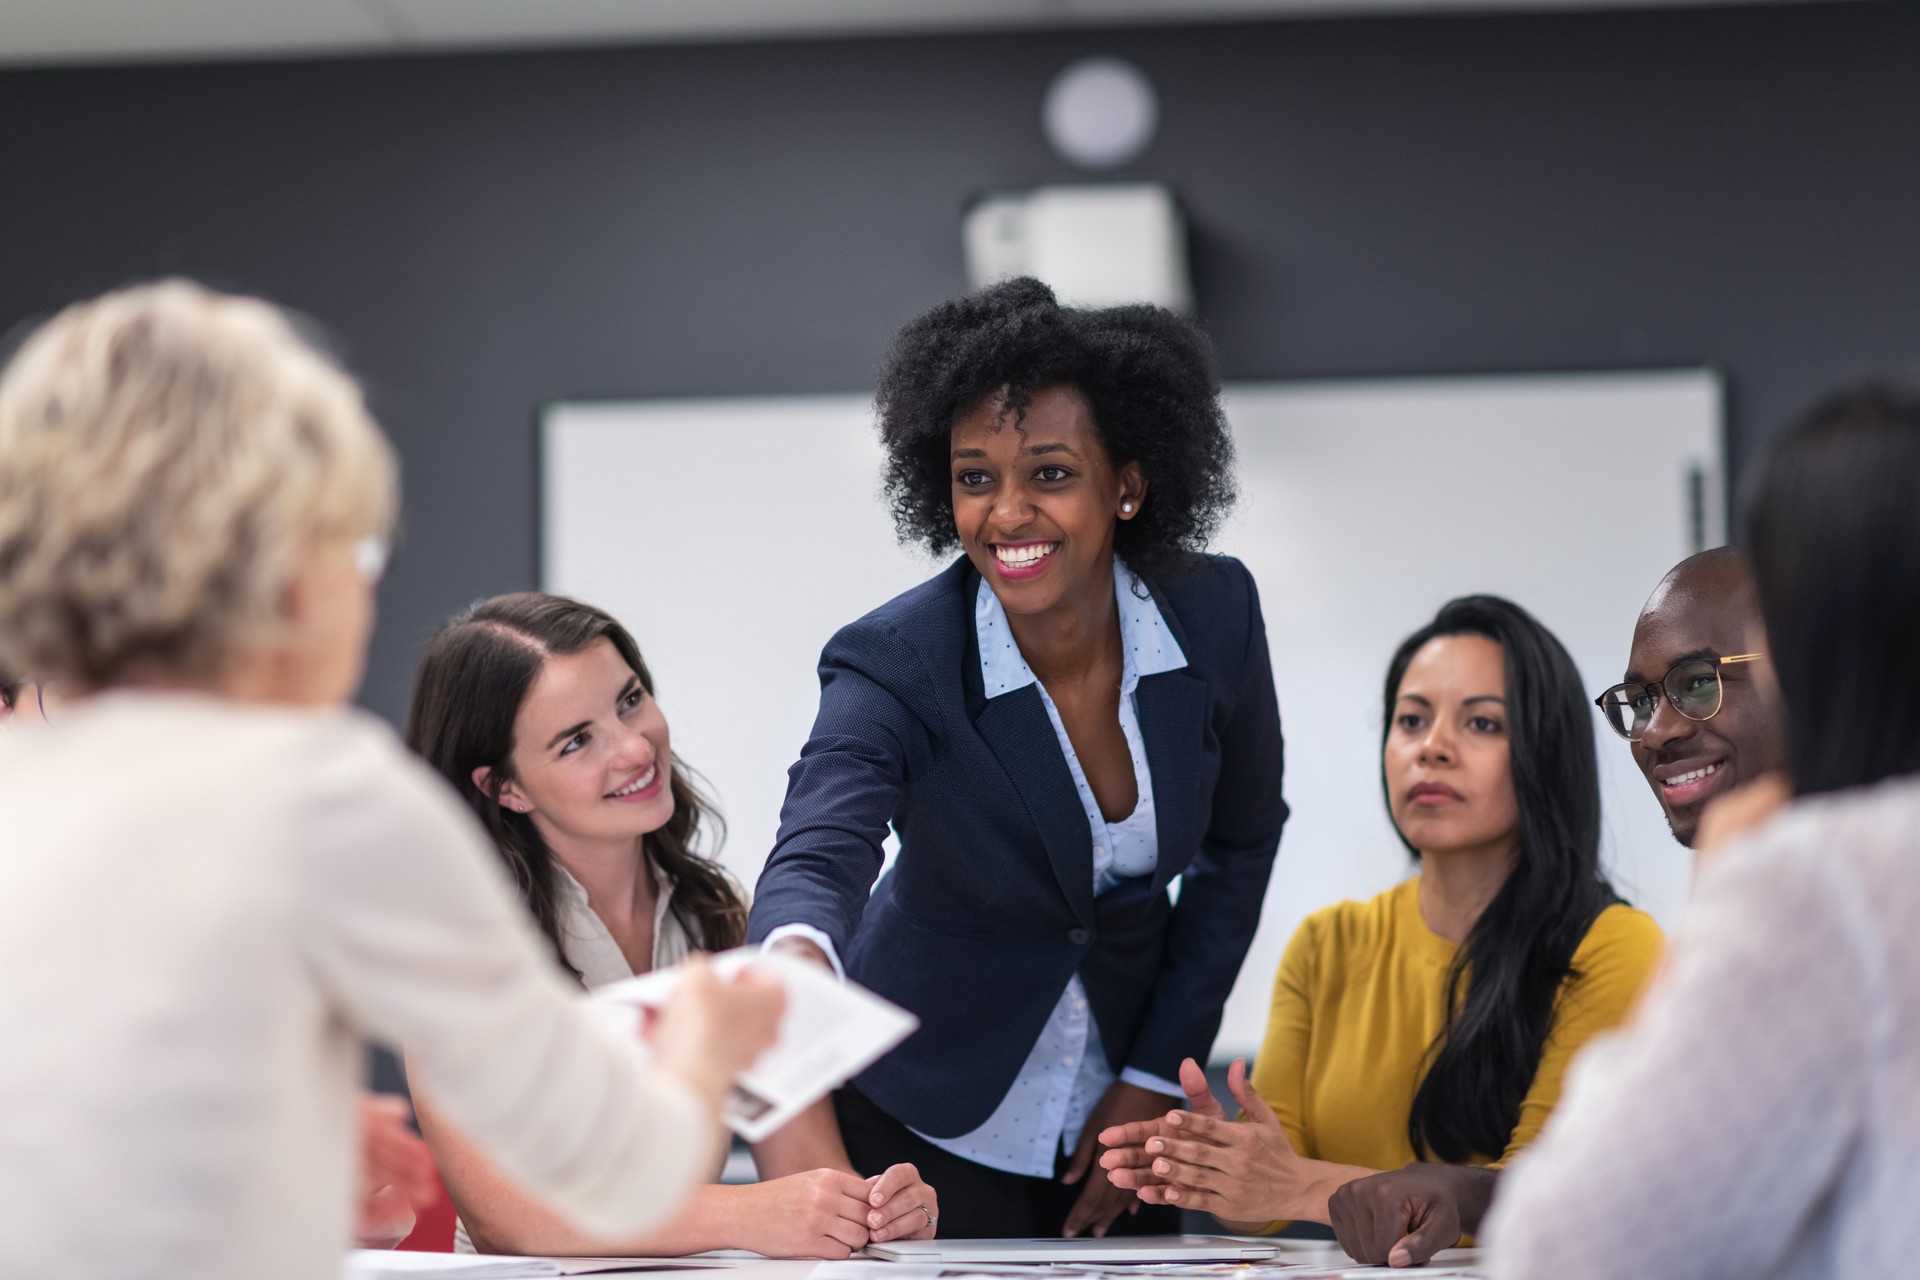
[404,592,746,977]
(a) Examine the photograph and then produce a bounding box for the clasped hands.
[1098,1059,1487,1268]
[356,1089,940,1259]
[1096,1057,1311,1227]
[733,1161,938,1258]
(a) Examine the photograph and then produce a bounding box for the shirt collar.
[976,557,1187,700]
[552,858,677,983]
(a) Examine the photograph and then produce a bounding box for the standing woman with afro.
[749,279,1288,1239]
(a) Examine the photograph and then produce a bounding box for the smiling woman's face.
[1385,633,1521,860]
[949,384,1144,620]
[480,637,676,853]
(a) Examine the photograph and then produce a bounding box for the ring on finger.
[919,1205,936,1231]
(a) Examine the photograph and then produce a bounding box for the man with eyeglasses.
[1319,548,1789,1269]
[1595,546,1788,848]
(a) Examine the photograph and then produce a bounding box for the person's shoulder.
[823,558,973,685]
[1275,881,1412,995]
[1146,551,1257,616]
[124,698,407,795]
[1572,901,1667,976]
[267,709,508,902]
[1711,775,1920,930]
[837,557,971,637]
[287,707,478,834]
[1295,879,1412,953]
[1141,553,1264,675]
[1755,774,1920,863]
[290,703,421,774]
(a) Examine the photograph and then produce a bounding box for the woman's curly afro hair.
[875,277,1235,578]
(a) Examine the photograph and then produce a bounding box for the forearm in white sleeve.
[290,740,721,1240]
[1118,1067,1184,1099]
[761,923,845,981]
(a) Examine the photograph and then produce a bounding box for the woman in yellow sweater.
[1101,595,1663,1238]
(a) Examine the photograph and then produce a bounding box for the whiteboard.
[543,370,1722,1059]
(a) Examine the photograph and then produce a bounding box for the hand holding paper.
[647,955,787,1115]
[594,949,919,1142]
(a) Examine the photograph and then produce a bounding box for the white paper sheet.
[344,1252,730,1278]
[591,948,918,1142]
[343,1252,558,1278]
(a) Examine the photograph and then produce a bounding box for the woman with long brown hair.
[405,592,934,1258]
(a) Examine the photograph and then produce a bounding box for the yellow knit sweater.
[1248,875,1664,1219]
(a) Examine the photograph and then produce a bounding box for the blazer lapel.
[973,688,1096,926]
[1136,669,1210,893]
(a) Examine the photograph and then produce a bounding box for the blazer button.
[1067,927,1093,946]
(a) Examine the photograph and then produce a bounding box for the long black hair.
[404,592,747,978]
[1384,595,1620,1163]
[1739,383,1920,796]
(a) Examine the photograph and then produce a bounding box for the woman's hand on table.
[865,1162,939,1243]
[1100,1058,1311,1224]
[724,1162,934,1257]
[730,1168,880,1258]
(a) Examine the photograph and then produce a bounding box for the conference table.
[354,1235,1488,1279]
[693,1242,1488,1278]
[412,1240,1488,1279]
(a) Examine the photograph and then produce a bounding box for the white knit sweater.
[0,693,715,1279]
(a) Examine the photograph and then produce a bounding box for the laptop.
[862,1235,1278,1264]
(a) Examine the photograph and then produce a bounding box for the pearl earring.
[1121,502,1134,514]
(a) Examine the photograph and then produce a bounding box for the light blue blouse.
[905,557,1187,1177]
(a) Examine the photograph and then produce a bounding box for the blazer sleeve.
[745,620,937,953]
[1124,562,1288,1081]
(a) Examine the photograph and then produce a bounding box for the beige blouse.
[455,859,710,1252]
[553,859,702,986]
[0,694,717,1280]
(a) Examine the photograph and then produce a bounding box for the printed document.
[591,948,918,1142]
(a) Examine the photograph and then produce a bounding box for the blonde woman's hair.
[0,280,398,687]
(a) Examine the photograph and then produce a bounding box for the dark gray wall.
[4,1,1917,724]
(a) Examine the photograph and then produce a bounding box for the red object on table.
[396,1166,457,1252]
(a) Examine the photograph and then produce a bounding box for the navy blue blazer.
[746,553,1287,1139]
